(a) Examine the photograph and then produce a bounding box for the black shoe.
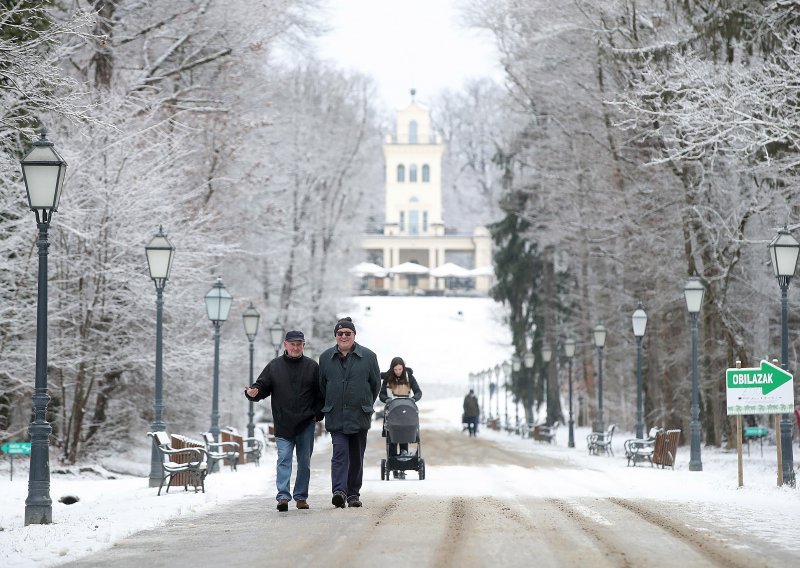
[332,491,346,508]
[277,499,289,512]
[347,496,362,508]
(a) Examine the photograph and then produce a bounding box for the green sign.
[726,360,794,415]
[1,442,31,455]
[726,361,793,394]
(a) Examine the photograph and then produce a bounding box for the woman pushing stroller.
[379,357,422,479]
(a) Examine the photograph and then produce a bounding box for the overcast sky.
[313,0,502,111]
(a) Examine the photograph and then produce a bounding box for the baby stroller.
[380,397,425,480]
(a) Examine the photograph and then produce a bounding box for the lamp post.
[242,304,260,439]
[683,277,705,472]
[205,277,232,445]
[542,345,552,424]
[20,128,67,526]
[480,370,486,422]
[593,323,607,433]
[494,364,501,420]
[512,355,521,430]
[268,319,283,358]
[564,338,576,448]
[502,360,511,429]
[768,228,799,486]
[145,227,175,488]
[523,350,534,423]
[631,303,648,439]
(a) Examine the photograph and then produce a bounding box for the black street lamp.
[494,364,501,420]
[523,350,535,423]
[502,360,511,429]
[145,227,175,488]
[593,323,607,433]
[564,337,576,448]
[512,355,521,431]
[768,228,800,486]
[683,277,705,472]
[631,303,648,439]
[242,304,260,439]
[205,277,232,445]
[542,345,552,424]
[20,128,67,526]
[268,319,283,358]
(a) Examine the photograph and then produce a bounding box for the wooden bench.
[201,432,240,472]
[148,431,208,496]
[624,427,661,467]
[587,423,616,456]
[533,423,559,444]
[652,429,681,469]
[221,427,262,466]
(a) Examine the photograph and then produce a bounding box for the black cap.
[285,330,305,342]
[334,317,356,335]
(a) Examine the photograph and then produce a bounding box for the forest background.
[2,0,800,464]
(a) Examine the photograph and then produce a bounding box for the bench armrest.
[207,441,240,452]
[162,447,208,467]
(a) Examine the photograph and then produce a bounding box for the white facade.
[360,93,493,293]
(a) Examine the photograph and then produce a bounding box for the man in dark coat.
[319,317,380,508]
[245,330,323,512]
[463,389,480,437]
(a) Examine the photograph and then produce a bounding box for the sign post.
[1,442,32,481]
[726,360,794,487]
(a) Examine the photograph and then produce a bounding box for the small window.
[409,164,417,182]
[409,120,418,144]
[397,164,405,182]
[422,164,430,182]
[399,211,405,232]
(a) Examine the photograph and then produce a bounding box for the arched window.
[409,120,418,144]
[397,164,405,182]
[422,164,430,182]
[409,164,418,182]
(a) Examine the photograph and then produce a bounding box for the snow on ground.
[2,295,799,565]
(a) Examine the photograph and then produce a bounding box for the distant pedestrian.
[379,356,422,478]
[463,389,480,437]
[244,330,323,512]
[319,317,380,508]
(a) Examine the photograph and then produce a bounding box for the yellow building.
[360,92,493,294]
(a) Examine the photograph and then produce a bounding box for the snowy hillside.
[337,296,511,396]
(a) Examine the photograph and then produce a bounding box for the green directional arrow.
[726,360,793,395]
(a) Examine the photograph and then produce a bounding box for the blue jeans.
[330,430,368,498]
[275,421,316,501]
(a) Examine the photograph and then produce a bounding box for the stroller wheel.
[380,459,387,480]
[418,459,425,480]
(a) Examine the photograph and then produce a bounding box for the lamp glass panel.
[593,325,607,348]
[269,323,283,347]
[22,146,63,208]
[564,338,576,358]
[145,235,174,280]
[683,279,705,313]
[205,284,232,322]
[523,351,534,368]
[542,346,552,362]
[631,308,647,337]
[770,232,800,277]
[512,360,521,372]
[242,306,260,336]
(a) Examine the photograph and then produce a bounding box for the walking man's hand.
[244,386,259,398]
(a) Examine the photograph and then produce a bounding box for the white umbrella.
[388,261,429,275]
[349,262,388,278]
[429,262,472,278]
[469,265,494,277]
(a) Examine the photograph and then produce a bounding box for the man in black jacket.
[245,330,323,512]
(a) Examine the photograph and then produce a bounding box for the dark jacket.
[319,342,381,434]
[245,353,323,438]
[463,393,480,418]
[379,368,422,403]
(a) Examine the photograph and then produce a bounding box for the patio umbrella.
[469,265,494,277]
[388,261,429,275]
[429,262,472,278]
[349,262,388,278]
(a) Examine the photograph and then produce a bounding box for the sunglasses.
[336,331,353,337]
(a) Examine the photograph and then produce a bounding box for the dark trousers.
[330,430,368,498]
[465,416,479,436]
